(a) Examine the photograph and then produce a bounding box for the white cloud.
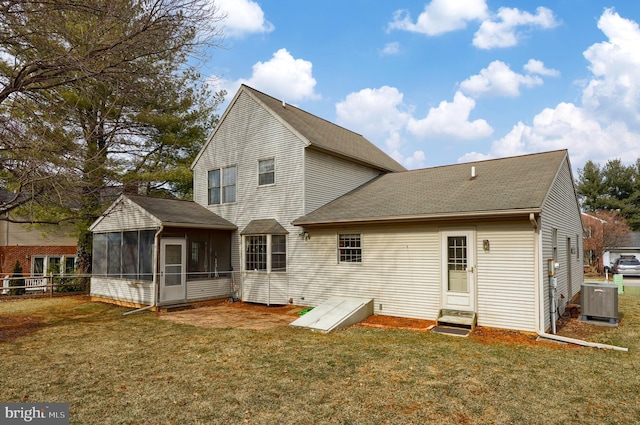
[462,10,640,169]
[407,91,493,140]
[459,60,543,98]
[235,48,319,102]
[380,42,401,56]
[523,59,560,77]
[582,8,640,131]
[336,86,410,136]
[336,87,429,168]
[388,0,488,36]
[216,0,274,38]
[473,6,559,49]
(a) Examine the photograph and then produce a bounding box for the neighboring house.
[0,188,77,277]
[91,84,584,333]
[604,232,640,270]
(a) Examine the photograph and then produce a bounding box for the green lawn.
[1,296,639,424]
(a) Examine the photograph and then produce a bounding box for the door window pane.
[165,265,182,286]
[165,244,182,264]
[447,236,468,292]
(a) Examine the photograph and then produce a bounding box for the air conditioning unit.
[581,283,618,324]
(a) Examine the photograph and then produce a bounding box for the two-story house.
[90,84,583,333]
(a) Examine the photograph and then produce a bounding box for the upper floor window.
[338,233,362,263]
[258,158,275,186]
[208,165,237,205]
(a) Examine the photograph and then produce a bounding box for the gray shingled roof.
[293,150,569,225]
[241,219,288,235]
[243,85,406,173]
[126,195,236,229]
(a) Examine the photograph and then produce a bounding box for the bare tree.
[583,210,632,272]
[0,0,225,214]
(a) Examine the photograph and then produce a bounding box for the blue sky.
[207,0,640,173]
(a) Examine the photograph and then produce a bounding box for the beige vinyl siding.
[186,277,232,301]
[476,222,537,331]
[288,221,538,330]
[243,273,289,305]
[191,89,395,305]
[92,200,158,233]
[90,277,153,305]
[540,158,584,332]
[304,149,382,214]
[192,90,306,303]
[288,224,442,320]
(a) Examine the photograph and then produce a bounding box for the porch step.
[436,309,477,331]
[158,303,194,313]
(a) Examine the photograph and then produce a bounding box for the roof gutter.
[293,208,542,227]
[160,223,237,230]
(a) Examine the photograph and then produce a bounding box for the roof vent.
[471,166,476,180]
[282,99,286,108]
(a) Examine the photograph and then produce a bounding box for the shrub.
[10,260,25,295]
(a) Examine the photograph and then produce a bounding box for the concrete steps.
[436,309,477,331]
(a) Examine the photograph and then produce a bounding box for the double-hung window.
[338,234,362,263]
[208,165,237,205]
[258,159,275,186]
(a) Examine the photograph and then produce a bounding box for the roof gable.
[90,195,237,231]
[294,150,569,225]
[193,85,405,173]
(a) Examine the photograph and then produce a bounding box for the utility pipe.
[122,305,154,316]
[537,332,628,352]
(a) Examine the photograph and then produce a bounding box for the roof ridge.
[241,84,365,138]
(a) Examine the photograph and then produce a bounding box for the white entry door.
[441,230,476,311]
[160,239,186,303]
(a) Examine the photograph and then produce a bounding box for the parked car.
[612,256,640,276]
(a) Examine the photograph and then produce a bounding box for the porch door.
[160,239,186,303]
[441,230,476,311]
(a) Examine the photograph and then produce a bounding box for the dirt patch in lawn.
[0,315,45,342]
[0,299,607,347]
[161,301,604,347]
[158,301,306,330]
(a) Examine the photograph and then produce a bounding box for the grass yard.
[1,295,639,425]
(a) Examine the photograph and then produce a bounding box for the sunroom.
[89,194,236,308]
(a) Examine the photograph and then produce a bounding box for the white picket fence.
[2,275,88,295]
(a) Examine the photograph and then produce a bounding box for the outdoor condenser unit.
[581,283,618,324]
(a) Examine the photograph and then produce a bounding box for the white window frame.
[208,165,237,205]
[258,158,275,186]
[244,234,287,273]
[338,233,362,264]
[31,255,75,276]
